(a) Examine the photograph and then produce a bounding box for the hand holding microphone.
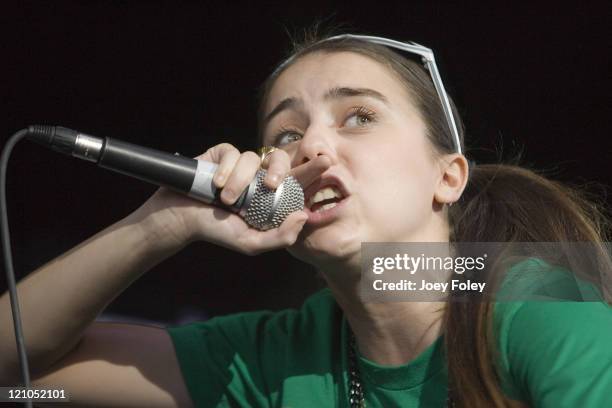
[0,126,330,402]
[26,126,331,255]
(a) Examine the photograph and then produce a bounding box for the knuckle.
[207,143,239,162]
[268,153,290,175]
[269,150,289,167]
[242,151,260,162]
[268,158,283,170]
[216,143,239,160]
[274,149,290,161]
[217,142,236,151]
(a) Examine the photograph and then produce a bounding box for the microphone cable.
[1,129,33,408]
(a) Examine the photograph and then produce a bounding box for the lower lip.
[304,196,350,225]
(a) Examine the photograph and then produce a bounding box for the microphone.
[25,126,304,230]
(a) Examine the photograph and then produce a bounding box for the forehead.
[265,51,413,114]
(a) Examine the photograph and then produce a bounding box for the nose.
[294,123,337,166]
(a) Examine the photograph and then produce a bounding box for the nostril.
[301,151,328,165]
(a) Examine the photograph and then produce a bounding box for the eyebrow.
[262,87,389,128]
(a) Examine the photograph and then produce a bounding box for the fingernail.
[221,189,234,203]
[268,174,280,186]
[215,173,225,186]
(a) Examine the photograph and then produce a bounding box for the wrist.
[124,205,192,258]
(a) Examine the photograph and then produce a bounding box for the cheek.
[350,139,435,223]
[352,139,428,190]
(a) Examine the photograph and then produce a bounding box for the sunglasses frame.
[326,34,463,155]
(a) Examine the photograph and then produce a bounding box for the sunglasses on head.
[323,34,462,155]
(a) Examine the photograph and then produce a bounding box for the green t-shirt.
[166,260,612,407]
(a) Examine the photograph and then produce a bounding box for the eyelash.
[273,105,378,146]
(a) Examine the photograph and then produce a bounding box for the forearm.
[0,208,183,380]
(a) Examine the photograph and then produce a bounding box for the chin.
[288,222,361,267]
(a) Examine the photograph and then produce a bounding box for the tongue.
[310,197,341,212]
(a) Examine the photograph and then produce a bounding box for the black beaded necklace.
[347,329,455,407]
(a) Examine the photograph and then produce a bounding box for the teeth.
[308,186,343,207]
[315,202,338,212]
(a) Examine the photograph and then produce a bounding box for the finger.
[212,146,241,189]
[262,149,291,189]
[220,151,261,205]
[196,143,241,188]
[240,210,308,254]
[198,142,236,162]
[290,155,332,188]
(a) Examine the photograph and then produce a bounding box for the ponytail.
[445,163,612,407]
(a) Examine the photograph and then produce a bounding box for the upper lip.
[303,174,350,208]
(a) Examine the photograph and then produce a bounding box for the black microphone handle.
[100,138,196,193]
[26,126,252,212]
[99,138,253,212]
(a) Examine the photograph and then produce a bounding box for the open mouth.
[307,185,346,213]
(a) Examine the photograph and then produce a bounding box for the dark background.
[2,1,611,326]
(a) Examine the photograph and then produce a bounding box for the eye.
[271,106,377,146]
[344,106,377,128]
[274,126,302,147]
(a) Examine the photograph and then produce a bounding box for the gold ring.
[257,146,278,166]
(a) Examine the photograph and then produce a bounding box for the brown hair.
[255,26,612,407]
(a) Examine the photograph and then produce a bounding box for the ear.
[433,154,469,206]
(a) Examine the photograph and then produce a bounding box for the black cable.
[1,129,34,408]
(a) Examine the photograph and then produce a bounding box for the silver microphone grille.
[243,170,304,230]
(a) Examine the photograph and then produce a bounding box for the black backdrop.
[2,1,611,325]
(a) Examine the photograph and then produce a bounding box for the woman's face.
[261,51,447,267]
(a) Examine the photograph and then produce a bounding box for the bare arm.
[0,144,324,406]
[31,322,193,408]
[0,207,185,382]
